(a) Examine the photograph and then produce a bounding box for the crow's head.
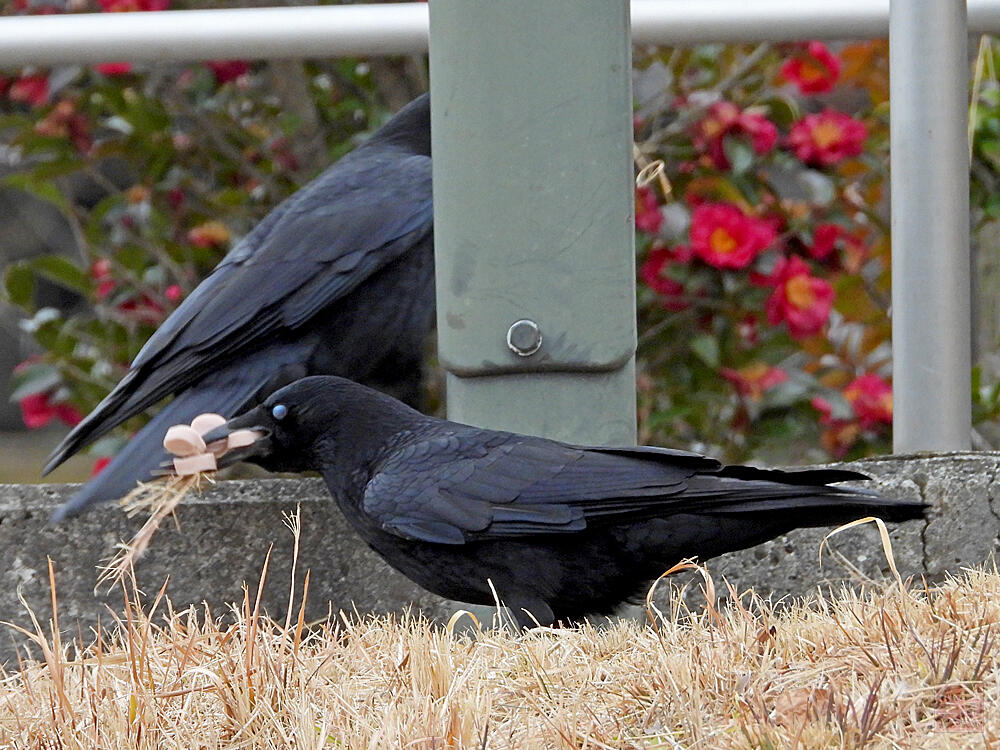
[201,375,419,474]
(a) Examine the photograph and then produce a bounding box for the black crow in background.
[202,375,927,628]
[46,94,433,521]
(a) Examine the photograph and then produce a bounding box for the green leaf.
[29,255,89,294]
[722,136,754,176]
[9,362,62,402]
[979,139,1000,172]
[2,173,72,214]
[4,263,36,311]
[690,334,720,369]
[761,96,799,130]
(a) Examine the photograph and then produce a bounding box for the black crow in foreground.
[47,94,433,521]
[202,375,927,628]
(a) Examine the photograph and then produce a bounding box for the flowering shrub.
[3,13,1000,466]
[633,41,896,462]
[0,0,421,469]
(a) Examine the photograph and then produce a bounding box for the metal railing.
[0,0,985,452]
[5,0,1000,63]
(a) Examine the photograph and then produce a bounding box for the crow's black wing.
[362,431,723,545]
[46,150,432,471]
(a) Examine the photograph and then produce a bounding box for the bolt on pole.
[890,0,971,452]
[428,0,637,445]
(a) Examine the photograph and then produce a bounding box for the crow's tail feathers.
[698,465,926,526]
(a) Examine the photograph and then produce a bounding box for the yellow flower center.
[785,275,816,309]
[709,227,738,255]
[798,59,826,83]
[811,121,843,149]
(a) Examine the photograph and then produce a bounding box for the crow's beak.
[200,410,271,468]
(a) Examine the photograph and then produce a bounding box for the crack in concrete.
[906,469,931,573]
[985,459,1000,553]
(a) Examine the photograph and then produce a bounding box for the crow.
[46,94,433,521]
[201,375,926,628]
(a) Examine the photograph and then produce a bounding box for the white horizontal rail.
[2,0,1000,66]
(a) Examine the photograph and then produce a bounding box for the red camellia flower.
[99,0,169,11]
[91,457,112,476]
[94,61,133,76]
[788,110,867,167]
[689,202,776,269]
[811,396,863,457]
[809,223,841,260]
[764,255,834,338]
[205,60,250,85]
[692,101,778,170]
[19,391,82,430]
[780,41,842,95]
[844,374,893,428]
[811,396,834,424]
[34,99,92,153]
[721,362,788,400]
[90,258,116,300]
[7,74,49,107]
[187,220,231,248]
[635,186,663,235]
[640,246,688,311]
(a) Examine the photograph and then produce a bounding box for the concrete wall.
[2,452,997,664]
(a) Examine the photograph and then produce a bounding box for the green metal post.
[428,0,636,445]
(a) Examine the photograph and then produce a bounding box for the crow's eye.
[272,404,288,420]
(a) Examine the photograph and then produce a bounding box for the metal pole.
[7,1,1000,66]
[428,0,636,445]
[890,0,971,452]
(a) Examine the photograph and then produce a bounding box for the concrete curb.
[2,452,997,664]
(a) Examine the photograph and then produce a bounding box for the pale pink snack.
[226,429,262,450]
[163,425,207,457]
[206,439,229,458]
[173,452,217,476]
[190,413,227,436]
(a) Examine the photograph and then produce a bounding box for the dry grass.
[2,526,999,748]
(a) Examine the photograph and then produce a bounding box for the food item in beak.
[163,425,207,457]
[173,451,217,476]
[190,413,227,436]
[226,429,259,450]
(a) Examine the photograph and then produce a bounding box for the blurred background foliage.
[1,0,999,476]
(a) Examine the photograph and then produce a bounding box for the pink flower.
[811,396,834,424]
[94,62,133,76]
[117,294,164,324]
[635,186,663,235]
[689,202,776,269]
[165,284,182,302]
[788,110,867,167]
[640,247,688,311]
[692,101,778,170]
[205,60,250,85]
[780,41,842,95]
[187,220,231,248]
[844,374,893,428]
[19,391,82,430]
[90,258,116,300]
[808,223,841,260]
[99,0,169,11]
[7,74,49,107]
[763,255,835,339]
[33,99,92,153]
[721,362,788,400]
